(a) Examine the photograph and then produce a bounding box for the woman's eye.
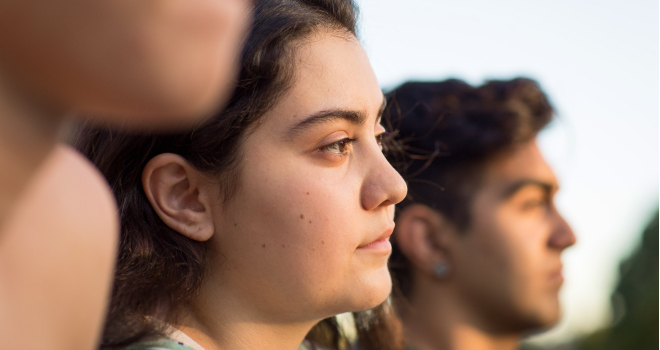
[320,138,356,154]
[375,132,390,151]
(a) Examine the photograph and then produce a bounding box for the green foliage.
[576,210,659,350]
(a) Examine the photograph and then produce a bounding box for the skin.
[0,145,117,350]
[0,0,250,123]
[0,0,251,222]
[142,30,408,350]
[0,0,251,349]
[395,140,576,350]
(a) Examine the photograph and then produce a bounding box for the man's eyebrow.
[500,179,555,199]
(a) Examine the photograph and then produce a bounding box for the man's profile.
[387,78,576,350]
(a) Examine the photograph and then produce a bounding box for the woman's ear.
[393,204,457,276]
[142,153,215,241]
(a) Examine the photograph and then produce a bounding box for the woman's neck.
[174,309,318,350]
[0,73,63,227]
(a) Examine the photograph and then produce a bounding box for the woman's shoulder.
[299,340,333,350]
[108,338,196,350]
[114,338,328,350]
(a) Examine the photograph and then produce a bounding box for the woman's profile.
[74,1,407,349]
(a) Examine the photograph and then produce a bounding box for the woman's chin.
[347,266,393,312]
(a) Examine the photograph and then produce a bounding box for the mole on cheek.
[262,244,266,248]
[300,214,304,219]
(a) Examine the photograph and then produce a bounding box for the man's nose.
[548,209,576,250]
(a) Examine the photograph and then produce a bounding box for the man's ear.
[394,204,457,276]
[142,153,215,241]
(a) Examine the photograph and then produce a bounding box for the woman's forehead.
[266,31,383,128]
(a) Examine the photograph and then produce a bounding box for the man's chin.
[522,304,562,331]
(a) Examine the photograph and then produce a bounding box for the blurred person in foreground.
[386,78,577,350]
[0,1,251,349]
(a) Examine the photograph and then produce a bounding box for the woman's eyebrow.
[285,96,386,139]
[286,109,366,138]
[375,97,386,125]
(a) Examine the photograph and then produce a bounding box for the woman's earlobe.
[142,153,215,241]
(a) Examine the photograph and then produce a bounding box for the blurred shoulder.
[0,143,118,349]
[18,143,119,252]
[48,143,118,231]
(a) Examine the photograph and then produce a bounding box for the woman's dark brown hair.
[72,1,403,349]
[385,78,554,299]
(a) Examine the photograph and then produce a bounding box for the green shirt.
[112,338,323,350]
[111,338,195,350]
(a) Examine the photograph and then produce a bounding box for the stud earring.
[434,263,450,278]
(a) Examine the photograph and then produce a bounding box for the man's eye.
[320,138,356,154]
[521,198,548,211]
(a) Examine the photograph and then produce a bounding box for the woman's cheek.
[284,192,361,280]
[241,141,364,263]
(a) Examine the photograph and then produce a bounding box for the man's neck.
[0,73,62,227]
[397,279,520,350]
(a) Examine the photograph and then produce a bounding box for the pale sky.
[357,0,659,344]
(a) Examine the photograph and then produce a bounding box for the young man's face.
[451,139,575,332]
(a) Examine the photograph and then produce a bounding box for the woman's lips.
[357,227,394,251]
[357,237,392,251]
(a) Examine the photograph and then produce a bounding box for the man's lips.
[549,264,564,284]
[357,227,394,250]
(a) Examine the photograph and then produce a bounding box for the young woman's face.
[204,30,407,322]
[0,0,250,126]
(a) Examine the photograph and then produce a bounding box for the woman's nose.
[360,150,407,211]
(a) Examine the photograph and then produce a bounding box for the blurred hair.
[72,1,402,349]
[385,78,554,298]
